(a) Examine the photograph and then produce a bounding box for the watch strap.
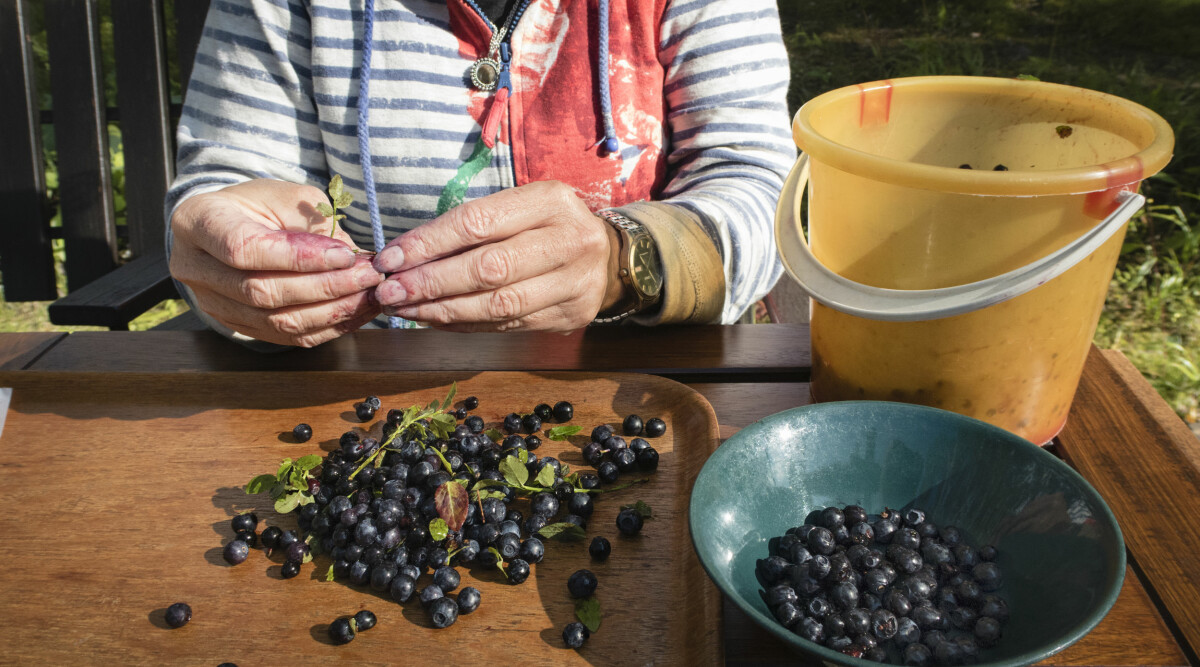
[592,210,659,324]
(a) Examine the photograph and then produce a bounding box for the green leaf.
[429,412,457,440]
[499,455,529,487]
[268,482,287,500]
[484,428,504,443]
[274,492,301,514]
[427,399,440,413]
[276,459,294,480]
[335,191,353,208]
[441,382,457,412]
[315,202,334,217]
[246,474,277,495]
[431,447,456,475]
[487,547,507,577]
[534,464,556,488]
[575,596,601,633]
[474,489,506,502]
[1016,73,1040,81]
[325,564,336,582]
[328,174,344,199]
[620,500,653,520]
[429,517,449,542]
[434,480,469,532]
[537,522,587,542]
[591,477,650,494]
[296,455,322,472]
[546,425,583,441]
[302,551,314,564]
[296,492,315,506]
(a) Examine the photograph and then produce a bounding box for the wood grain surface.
[25,326,812,381]
[1057,347,1200,664]
[0,371,722,666]
[0,332,63,370]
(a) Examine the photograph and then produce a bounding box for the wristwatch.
[593,210,664,324]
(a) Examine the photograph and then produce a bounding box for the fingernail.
[374,246,405,273]
[375,279,407,305]
[325,247,355,269]
[355,265,383,289]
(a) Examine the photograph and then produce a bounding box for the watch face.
[630,236,663,297]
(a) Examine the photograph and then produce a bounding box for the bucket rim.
[792,75,1175,196]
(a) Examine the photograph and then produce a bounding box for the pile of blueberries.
[757,505,1008,666]
[220,394,663,646]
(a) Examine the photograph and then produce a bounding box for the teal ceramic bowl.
[689,401,1124,666]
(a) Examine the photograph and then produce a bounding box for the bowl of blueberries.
[689,401,1124,666]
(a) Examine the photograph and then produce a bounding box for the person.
[166,0,795,348]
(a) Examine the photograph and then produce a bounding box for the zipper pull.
[497,42,512,93]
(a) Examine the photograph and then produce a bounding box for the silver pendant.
[470,58,501,91]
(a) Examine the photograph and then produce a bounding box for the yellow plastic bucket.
[775,76,1174,444]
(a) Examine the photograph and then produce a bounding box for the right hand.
[168,179,384,347]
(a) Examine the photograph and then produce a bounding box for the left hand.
[371,181,624,332]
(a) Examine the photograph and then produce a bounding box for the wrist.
[600,221,628,313]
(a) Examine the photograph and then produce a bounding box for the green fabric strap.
[437,136,493,216]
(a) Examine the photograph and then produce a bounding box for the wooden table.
[1,325,1197,666]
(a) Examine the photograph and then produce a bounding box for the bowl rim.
[688,400,1126,667]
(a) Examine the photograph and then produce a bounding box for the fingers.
[383,270,600,331]
[375,228,580,306]
[189,285,380,347]
[173,189,359,273]
[373,181,579,274]
[175,249,383,310]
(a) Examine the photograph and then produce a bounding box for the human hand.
[371,181,625,332]
[168,178,384,347]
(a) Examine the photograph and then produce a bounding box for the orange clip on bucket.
[775,76,1174,444]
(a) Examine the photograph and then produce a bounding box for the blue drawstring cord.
[358,0,404,329]
[598,0,618,154]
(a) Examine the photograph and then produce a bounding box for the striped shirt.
[167,0,796,325]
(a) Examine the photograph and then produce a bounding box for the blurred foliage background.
[2,0,1197,427]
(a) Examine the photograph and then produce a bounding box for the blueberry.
[389,575,416,603]
[281,559,301,579]
[597,461,619,484]
[364,395,382,410]
[622,414,644,436]
[820,506,845,530]
[972,562,1003,591]
[798,616,824,643]
[420,584,444,608]
[903,508,925,527]
[524,514,548,536]
[773,601,801,628]
[260,526,283,552]
[553,401,574,422]
[531,492,560,518]
[871,609,898,640]
[974,616,1002,647]
[429,597,459,628]
[822,613,846,637]
[613,448,637,472]
[590,424,613,443]
[235,530,257,548]
[463,396,479,410]
[433,566,460,592]
[285,541,309,564]
[507,558,531,584]
[616,508,644,536]
[979,594,1009,622]
[522,413,542,434]
[562,621,590,649]
[495,533,521,561]
[582,442,604,465]
[567,569,598,598]
[978,544,998,562]
[894,617,921,648]
[643,417,666,437]
[519,537,545,564]
[457,586,482,614]
[355,402,376,422]
[567,493,594,519]
[223,539,250,565]
[464,415,485,433]
[370,565,397,591]
[807,596,832,619]
[911,604,943,631]
[806,527,835,555]
[830,581,859,610]
[353,610,377,631]
[165,602,191,628]
[503,413,522,433]
[525,434,542,450]
[589,536,611,561]
[843,505,868,526]
[903,643,933,666]
[844,608,871,636]
[329,617,355,644]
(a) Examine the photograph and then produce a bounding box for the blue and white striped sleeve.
[655,0,796,323]
[165,0,327,224]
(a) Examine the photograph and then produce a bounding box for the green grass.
[779,0,1200,426]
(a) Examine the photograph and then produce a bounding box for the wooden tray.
[0,371,722,666]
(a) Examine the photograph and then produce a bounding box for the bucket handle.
[774,153,1145,322]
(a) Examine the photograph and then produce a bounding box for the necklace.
[468,3,521,91]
